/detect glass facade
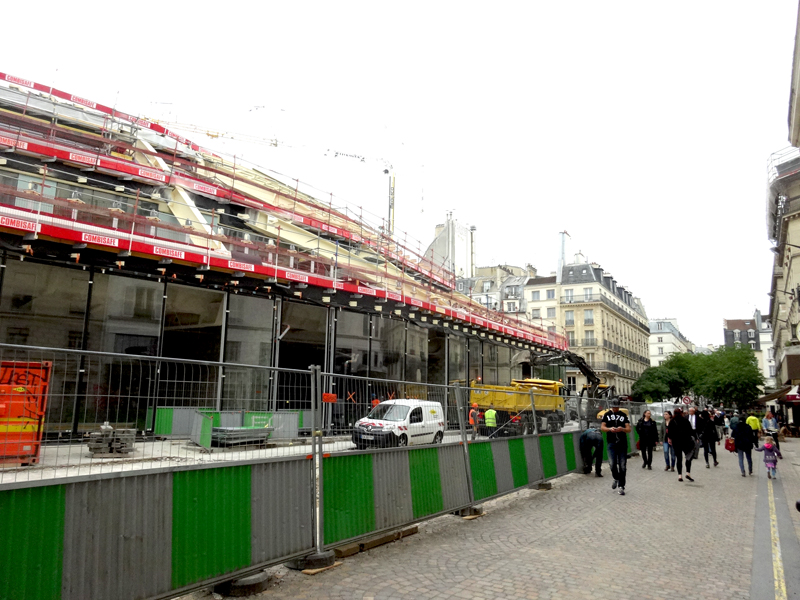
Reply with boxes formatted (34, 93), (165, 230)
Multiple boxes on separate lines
(0, 258), (531, 423)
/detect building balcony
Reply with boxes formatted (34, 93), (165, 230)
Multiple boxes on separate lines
(584, 318), (594, 325)
(565, 319), (575, 327)
(581, 338), (598, 347)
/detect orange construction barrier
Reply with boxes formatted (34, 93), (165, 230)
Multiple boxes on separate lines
(0, 361), (52, 465)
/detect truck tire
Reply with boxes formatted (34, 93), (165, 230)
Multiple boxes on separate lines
(432, 431), (443, 444)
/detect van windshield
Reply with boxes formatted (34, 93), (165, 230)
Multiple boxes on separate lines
(368, 403), (410, 422)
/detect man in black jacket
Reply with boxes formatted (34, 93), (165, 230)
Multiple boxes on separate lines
(601, 399), (631, 496)
(732, 417), (756, 476)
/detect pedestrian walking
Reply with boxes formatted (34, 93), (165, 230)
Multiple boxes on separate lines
(666, 407), (696, 482)
(761, 412), (781, 452)
(635, 410), (658, 470)
(600, 399), (631, 496)
(485, 404), (498, 438)
(700, 410), (719, 468)
(469, 403), (480, 441)
(754, 435), (783, 479)
(579, 427), (604, 476)
(732, 416), (756, 477)
(746, 412), (761, 441)
(660, 410), (676, 471)
(712, 408), (725, 444)
(729, 411), (740, 434)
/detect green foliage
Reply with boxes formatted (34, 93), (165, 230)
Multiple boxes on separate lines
(632, 345), (764, 409)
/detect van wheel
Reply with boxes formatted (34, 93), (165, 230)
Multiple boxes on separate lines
(397, 434), (408, 447)
(432, 431), (443, 444)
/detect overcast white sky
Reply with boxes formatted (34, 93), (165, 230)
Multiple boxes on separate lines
(5, 1), (799, 348)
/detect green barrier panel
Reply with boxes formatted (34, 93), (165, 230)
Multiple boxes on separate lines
(408, 448), (444, 519)
(145, 406), (154, 431)
(508, 438), (529, 488)
(154, 407), (174, 436)
(602, 430), (608, 461)
(563, 432), (577, 472)
(172, 466), (251, 589)
(323, 454), (375, 545)
(468, 442), (497, 501)
(539, 435), (557, 479)
(198, 414), (212, 449)
(0, 486), (65, 600)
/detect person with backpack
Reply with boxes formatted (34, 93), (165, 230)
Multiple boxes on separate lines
(635, 410), (658, 470)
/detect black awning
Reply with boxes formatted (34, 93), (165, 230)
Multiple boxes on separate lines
(757, 385), (792, 403)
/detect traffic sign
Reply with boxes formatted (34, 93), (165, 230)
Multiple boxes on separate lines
(682, 396), (691, 405)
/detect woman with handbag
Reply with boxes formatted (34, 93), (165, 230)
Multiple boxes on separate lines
(636, 410), (658, 470)
(666, 407), (696, 482)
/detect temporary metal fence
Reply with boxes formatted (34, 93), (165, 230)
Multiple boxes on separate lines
(0, 343), (649, 600)
(0, 344), (318, 484)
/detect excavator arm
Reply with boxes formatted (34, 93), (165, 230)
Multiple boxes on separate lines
(532, 350), (613, 399)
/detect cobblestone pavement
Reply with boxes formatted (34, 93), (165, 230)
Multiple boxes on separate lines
(189, 438), (800, 600)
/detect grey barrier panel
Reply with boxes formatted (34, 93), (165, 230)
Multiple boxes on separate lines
(523, 436), (544, 483)
(218, 411), (244, 427)
(172, 407), (201, 436)
(373, 451), (414, 530)
(490, 438), (515, 495)
(251, 458), (315, 564)
(270, 412), (299, 438)
(552, 434), (568, 475)
(438, 443), (471, 510)
(573, 431), (585, 472)
(62, 473), (173, 600)
(190, 411), (212, 448)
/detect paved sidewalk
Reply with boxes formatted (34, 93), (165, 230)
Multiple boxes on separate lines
(191, 438), (800, 600)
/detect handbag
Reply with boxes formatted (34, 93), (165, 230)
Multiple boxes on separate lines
(691, 438), (701, 460)
(725, 438), (736, 453)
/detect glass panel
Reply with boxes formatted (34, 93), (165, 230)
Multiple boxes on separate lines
(427, 329), (446, 385)
(0, 259), (88, 349)
(484, 342), (498, 385)
(277, 301), (327, 409)
(371, 315), (405, 381)
(222, 294), (275, 411)
(405, 321), (428, 382)
(448, 335), (467, 384)
(469, 338), (481, 382)
(497, 345), (511, 385)
(334, 309), (369, 376)
(161, 284), (224, 361)
(87, 274), (162, 354)
(0, 260), (89, 432)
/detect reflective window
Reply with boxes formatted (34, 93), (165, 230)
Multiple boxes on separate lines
(428, 329), (446, 385)
(161, 284), (224, 362)
(497, 345), (511, 384)
(371, 316), (405, 380)
(484, 342), (498, 385)
(334, 310), (369, 376)
(88, 273), (162, 354)
(406, 322), (428, 382)
(1, 258), (88, 349)
(469, 338), (482, 382)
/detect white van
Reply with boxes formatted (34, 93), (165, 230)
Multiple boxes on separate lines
(352, 399), (445, 449)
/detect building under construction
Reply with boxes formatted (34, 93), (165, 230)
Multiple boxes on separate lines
(0, 72), (566, 433)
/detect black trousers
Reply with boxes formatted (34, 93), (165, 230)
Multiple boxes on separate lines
(674, 446), (693, 475)
(580, 434), (603, 474)
(641, 444), (654, 467)
(703, 440), (717, 464)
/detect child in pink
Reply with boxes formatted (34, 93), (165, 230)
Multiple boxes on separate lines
(754, 436), (782, 479)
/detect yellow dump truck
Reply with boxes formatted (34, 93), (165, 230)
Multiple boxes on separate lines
(467, 379), (566, 435)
